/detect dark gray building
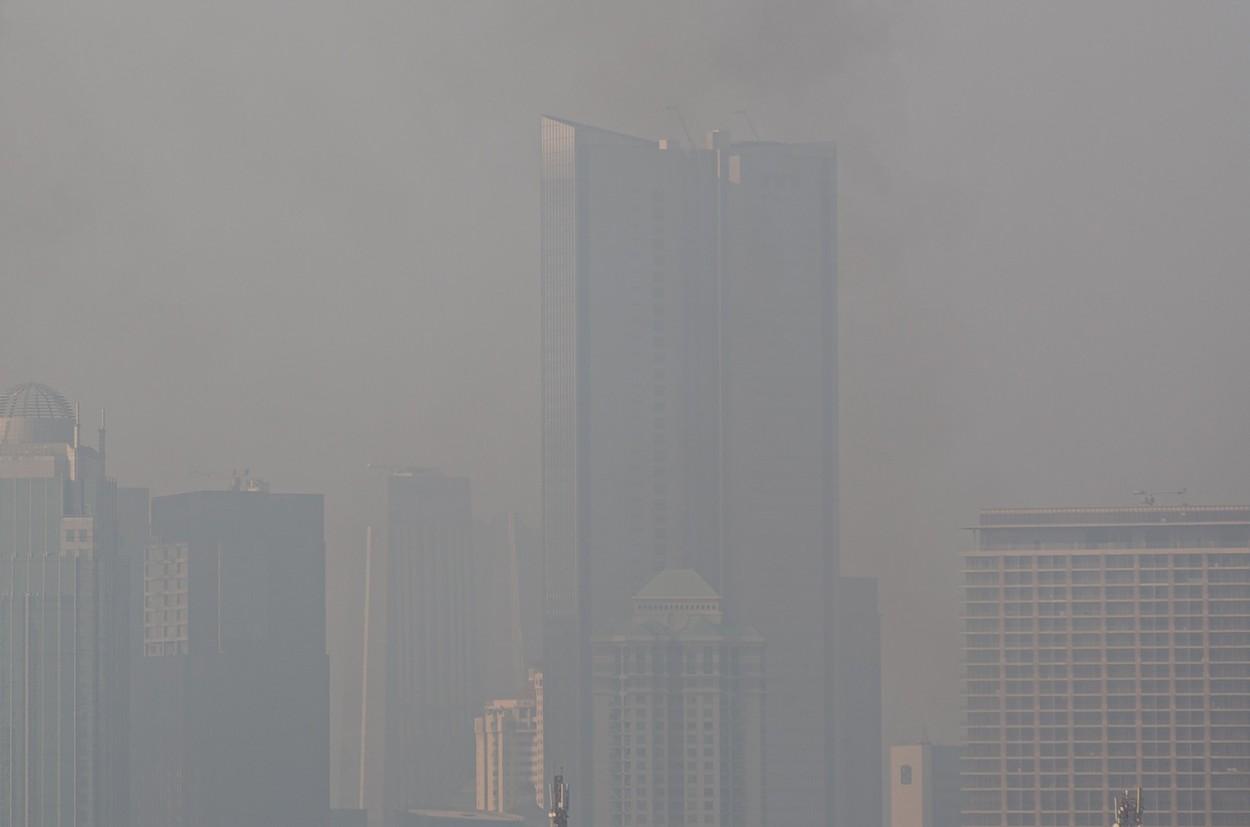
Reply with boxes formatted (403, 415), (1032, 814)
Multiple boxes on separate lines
(540, 119), (867, 827)
(363, 468), (474, 825)
(0, 382), (130, 827)
(132, 483), (329, 827)
(832, 576), (883, 827)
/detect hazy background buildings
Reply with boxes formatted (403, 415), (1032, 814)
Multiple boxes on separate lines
(3, 1), (1250, 825)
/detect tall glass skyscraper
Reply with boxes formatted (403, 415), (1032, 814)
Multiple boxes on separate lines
(0, 382), (129, 827)
(963, 506), (1250, 827)
(540, 118), (865, 827)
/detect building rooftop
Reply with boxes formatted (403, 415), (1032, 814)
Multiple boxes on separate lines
(405, 810), (524, 823)
(977, 505), (1250, 527)
(634, 568), (718, 601)
(0, 382), (73, 420)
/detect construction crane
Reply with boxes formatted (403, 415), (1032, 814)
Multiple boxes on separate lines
(664, 105), (695, 148)
(548, 773), (569, 827)
(732, 108), (761, 140)
(1113, 786), (1143, 827)
(1132, 488), (1186, 506)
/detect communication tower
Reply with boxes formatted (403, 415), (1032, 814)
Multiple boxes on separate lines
(1113, 787), (1143, 827)
(548, 773), (569, 827)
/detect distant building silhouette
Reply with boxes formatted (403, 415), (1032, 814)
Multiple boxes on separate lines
(132, 484), (329, 827)
(540, 118), (873, 827)
(832, 576), (883, 827)
(472, 515), (542, 704)
(364, 468), (475, 825)
(963, 505), (1250, 827)
(0, 382), (130, 827)
(591, 569), (765, 827)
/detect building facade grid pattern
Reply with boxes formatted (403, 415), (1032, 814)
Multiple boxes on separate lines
(962, 509), (1250, 827)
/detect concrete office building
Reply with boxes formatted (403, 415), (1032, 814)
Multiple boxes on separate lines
(0, 382), (129, 827)
(890, 744), (960, 827)
(363, 468), (474, 825)
(475, 670), (544, 818)
(132, 482), (329, 827)
(540, 117), (863, 827)
(963, 505), (1250, 827)
(591, 569), (764, 827)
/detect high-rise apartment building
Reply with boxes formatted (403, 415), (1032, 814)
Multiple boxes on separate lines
(364, 468), (474, 825)
(540, 117), (858, 827)
(132, 483), (329, 827)
(0, 382), (129, 827)
(890, 744), (960, 827)
(591, 569), (764, 827)
(963, 505), (1250, 827)
(475, 670), (544, 819)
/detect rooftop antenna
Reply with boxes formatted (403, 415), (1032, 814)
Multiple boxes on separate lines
(1112, 786), (1143, 827)
(97, 408), (107, 472)
(1132, 488), (1186, 506)
(358, 525), (374, 810)
(548, 772), (569, 827)
(733, 109), (761, 140)
(71, 402), (81, 482)
(665, 105), (695, 148)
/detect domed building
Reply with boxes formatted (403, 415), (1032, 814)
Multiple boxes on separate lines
(0, 381), (76, 444)
(0, 381), (128, 826)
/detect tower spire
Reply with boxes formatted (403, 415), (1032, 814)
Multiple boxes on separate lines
(98, 408), (107, 472)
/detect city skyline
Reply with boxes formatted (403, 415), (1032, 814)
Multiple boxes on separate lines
(4, 4), (1250, 827)
(7, 3), (1250, 766)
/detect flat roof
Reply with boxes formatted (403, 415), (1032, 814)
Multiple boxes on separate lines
(976, 505), (1250, 528)
(406, 811), (523, 823)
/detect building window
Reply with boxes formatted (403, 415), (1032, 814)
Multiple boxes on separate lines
(900, 765), (912, 785)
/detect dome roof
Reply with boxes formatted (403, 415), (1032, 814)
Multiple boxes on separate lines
(0, 383), (74, 420)
(634, 568), (719, 601)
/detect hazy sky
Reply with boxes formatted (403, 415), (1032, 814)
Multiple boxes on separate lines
(4, 0), (1249, 755)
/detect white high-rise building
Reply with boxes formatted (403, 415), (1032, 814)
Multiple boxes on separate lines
(475, 670), (544, 818)
(963, 505), (1250, 827)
